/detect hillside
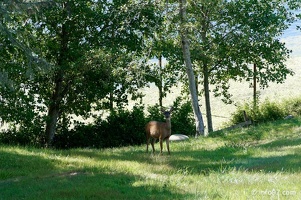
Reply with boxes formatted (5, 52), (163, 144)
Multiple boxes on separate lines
(1, 117), (301, 199)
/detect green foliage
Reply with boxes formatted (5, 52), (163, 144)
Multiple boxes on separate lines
(229, 97), (301, 125)
(282, 97), (301, 116)
(180, 0), (298, 100)
(171, 97), (195, 136)
(146, 104), (165, 122)
(0, 99), (195, 148)
(0, 0), (162, 146)
(53, 106), (146, 149)
(1, 0), (300, 147)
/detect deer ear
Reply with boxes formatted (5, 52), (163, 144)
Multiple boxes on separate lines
(161, 107), (165, 113)
(169, 106), (174, 112)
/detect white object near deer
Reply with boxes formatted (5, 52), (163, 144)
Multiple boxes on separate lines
(145, 107), (173, 155)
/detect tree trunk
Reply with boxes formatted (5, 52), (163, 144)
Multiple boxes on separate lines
(45, 72), (63, 147)
(45, 103), (60, 147)
(158, 55), (163, 108)
(199, 5), (212, 134)
(203, 63), (213, 133)
(179, 0), (205, 137)
(253, 63), (257, 110)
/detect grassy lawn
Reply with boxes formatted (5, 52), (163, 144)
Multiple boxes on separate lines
(1, 118), (301, 199)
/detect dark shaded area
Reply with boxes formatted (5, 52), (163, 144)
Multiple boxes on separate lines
(0, 148), (192, 200)
(0, 99), (195, 149)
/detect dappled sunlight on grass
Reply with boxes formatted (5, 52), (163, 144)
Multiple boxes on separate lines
(1, 117), (301, 199)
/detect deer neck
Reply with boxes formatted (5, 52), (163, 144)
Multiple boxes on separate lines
(165, 118), (171, 130)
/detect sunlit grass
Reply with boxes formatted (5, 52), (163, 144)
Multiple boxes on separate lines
(1, 117), (301, 199)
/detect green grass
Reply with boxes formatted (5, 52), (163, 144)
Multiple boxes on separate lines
(1, 118), (301, 199)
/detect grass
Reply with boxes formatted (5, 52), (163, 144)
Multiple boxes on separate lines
(1, 118), (301, 199)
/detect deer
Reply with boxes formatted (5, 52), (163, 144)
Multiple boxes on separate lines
(145, 107), (173, 155)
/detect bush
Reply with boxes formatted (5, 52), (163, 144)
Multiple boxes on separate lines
(1, 99), (196, 149)
(53, 105), (146, 149)
(259, 100), (285, 122)
(230, 99), (287, 125)
(282, 97), (301, 116)
(98, 106), (146, 148)
(53, 124), (97, 149)
(171, 98), (195, 136)
(0, 121), (45, 147)
(146, 104), (165, 122)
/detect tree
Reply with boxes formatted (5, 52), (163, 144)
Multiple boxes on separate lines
(144, 56), (180, 108)
(179, 0), (205, 136)
(185, 0), (298, 132)
(0, 0), (53, 86)
(0, 0), (54, 134)
(0, 0), (160, 146)
(139, 1), (181, 109)
(95, 1), (161, 111)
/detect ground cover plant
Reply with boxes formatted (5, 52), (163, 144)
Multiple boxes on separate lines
(1, 117), (301, 199)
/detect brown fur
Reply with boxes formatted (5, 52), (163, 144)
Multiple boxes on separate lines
(145, 108), (172, 155)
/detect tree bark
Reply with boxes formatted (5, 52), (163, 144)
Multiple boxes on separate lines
(179, 0), (205, 137)
(45, 95), (60, 147)
(158, 55), (163, 108)
(45, 72), (63, 147)
(199, 5), (213, 133)
(253, 63), (257, 110)
(203, 62), (213, 132)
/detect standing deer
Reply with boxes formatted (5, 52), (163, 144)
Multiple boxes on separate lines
(146, 107), (173, 155)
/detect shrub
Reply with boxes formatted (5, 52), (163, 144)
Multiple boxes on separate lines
(230, 99), (286, 125)
(259, 100), (285, 122)
(53, 124), (97, 149)
(0, 121), (45, 147)
(171, 98), (195, 136)
(146, 104), (164, 122)
(1, 100), (196, 149)
(282, 97), (301, 116)
(98, 106), (146, 148)
(53, 105), (146, 149)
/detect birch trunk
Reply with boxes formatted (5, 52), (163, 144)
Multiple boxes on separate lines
(179, 0), (205, 136)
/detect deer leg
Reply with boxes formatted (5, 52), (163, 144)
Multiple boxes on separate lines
(159, 138), (163, 155)
(146, 135), (150, 153)
(151, 138), (156, 153)
(166, 138), (170, 155)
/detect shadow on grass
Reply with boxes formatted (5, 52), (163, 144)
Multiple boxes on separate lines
(0, 149), (56, 181)
(172, 133), (301, 173)
(54, 118), (301, 178)
(65, 137), (301, 176)
(0, 148), (192, 200)
(1, 167), (191, 200)
(256, 137), (301, 149)
(74, 136), (301, 175)
(243, 153), (301, 172)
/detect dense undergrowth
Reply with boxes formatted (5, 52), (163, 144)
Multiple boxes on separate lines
(0, 98), (195, 149)
(0, 96), (301, 150)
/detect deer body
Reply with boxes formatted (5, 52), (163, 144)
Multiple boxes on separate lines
(146, 108), (172, 155)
